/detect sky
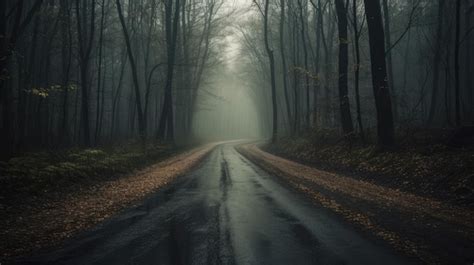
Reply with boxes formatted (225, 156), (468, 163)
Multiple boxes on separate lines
(222, 0), (253, 70)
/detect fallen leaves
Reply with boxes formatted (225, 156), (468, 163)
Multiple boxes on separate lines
(0, 143), (217, 260)
(267, 136), (474, 205)
(238, 143), (474, 264)
(246, 144), (474, 228)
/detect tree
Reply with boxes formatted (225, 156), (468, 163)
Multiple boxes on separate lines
(297, 0), (310, 128)
(465, 0), (473, 120)
(428, 0), (445, 125)
(351, 0), (365, 140)
(454, 0), (461, 126)
(363, 0), (395, 146)
(334, 0), (354, 135)
(116, 0), (146, 141)
(311, 2), (322, 128)
(265, 0), (278, 143)
(279, 0), (292, 129)
(95, 0), (107, 144)
(291, 3), (301, 134)
(254, 0), (278, 142)
(76, 0), (96, 146)
(158, 0), (181, 143)
(0, 0), (44, 156)
(381, 0), (397, 121)
(60, 0), (73, 144)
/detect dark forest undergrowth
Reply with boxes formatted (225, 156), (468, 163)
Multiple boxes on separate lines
(0, 141), (177, 214)
(265, 128), (474, 206)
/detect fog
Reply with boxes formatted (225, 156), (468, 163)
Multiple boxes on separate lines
(192, 61), (263, 141)
(191, 0), (263, 141)
(0, 0), (472, 154)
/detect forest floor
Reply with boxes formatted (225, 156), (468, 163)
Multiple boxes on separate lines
(0, 142), (217, 261)
(266, 129), (474, 206)
(237, 130), (474, 264)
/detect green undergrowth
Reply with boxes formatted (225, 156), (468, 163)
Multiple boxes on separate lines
(266, 129), (474, 205)
(0, 141), (176, 206)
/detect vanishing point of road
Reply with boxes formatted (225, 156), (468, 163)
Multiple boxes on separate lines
(21, 142), (412, 265)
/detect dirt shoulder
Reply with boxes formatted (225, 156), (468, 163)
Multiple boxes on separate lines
(264, 133), (474, 206)
(237, 143), (474, 265)
(1, 143), (217, 262)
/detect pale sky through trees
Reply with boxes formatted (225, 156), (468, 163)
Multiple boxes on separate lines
(191, 0), (262, 140)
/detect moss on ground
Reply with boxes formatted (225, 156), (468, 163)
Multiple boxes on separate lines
(0, 142), (176, 208)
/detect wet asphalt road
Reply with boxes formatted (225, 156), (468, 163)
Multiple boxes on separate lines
(21, 143), (411, 265)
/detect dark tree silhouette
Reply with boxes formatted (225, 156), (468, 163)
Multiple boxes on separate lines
(335, 0), (354, 135)
(363, 0), (395, 146)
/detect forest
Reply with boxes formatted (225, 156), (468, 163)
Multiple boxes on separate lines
(1, 0), (473, 264)
(241, 0), (473, 146)
(0, 0), (473, 152)
(0, 0), (239, 156)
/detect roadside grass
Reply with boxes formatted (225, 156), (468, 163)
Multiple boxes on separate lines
(265, 128), (474, 205)
(0, 141), (175, 209)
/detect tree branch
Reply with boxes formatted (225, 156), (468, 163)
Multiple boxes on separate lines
(385, 0), (420, 56)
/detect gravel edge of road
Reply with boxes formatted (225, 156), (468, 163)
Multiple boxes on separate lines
(236, 143), (474, 265)
(1, 143), (218, 262)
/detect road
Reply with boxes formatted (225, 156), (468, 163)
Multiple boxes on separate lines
(20, 143), (411, 265)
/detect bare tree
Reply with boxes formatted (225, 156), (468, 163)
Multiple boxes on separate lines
(279, 0), (292, 129)
(158, 0), (181, 143)
(254, 0), (278, 142)
(363, 0), (395, 146)
(76, 0), (97, 146)
(454, 0), (461, 126)
(334, 0), (354, 135)
(351, 0), (365, 140)
(428, 0), (445, 125)
(116, 0), (147, 140)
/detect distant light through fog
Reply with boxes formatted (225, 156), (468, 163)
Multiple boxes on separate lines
(192, 0), (262, 141)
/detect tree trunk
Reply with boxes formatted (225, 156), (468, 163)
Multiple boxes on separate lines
(465, 0), (473, 121)
(111, 49), (127, 139)
(116, 0), (146, 140)
(262, 0), (278, 142)
(292, 13), (300, 135)
(297, 0), (310, 129)
(76, 0), (96, 147)
(95, 0), (106, 144)
(158, 0), (181, 143)
(428, 0), (445, 125)
(352, 0), (364, 140)
(363, 0), (395, 146)
(60, 0), (73, 145)
(335, 0), (354, 135)
(312, 1), (322, 127)
(280, 0), (292, 130)
(382, 0), (397, 122)
(321, 1), (331, 127)
(143, 0), (158, 132)
(0, 0), (10, 157)
(454, 0), (461, 126)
